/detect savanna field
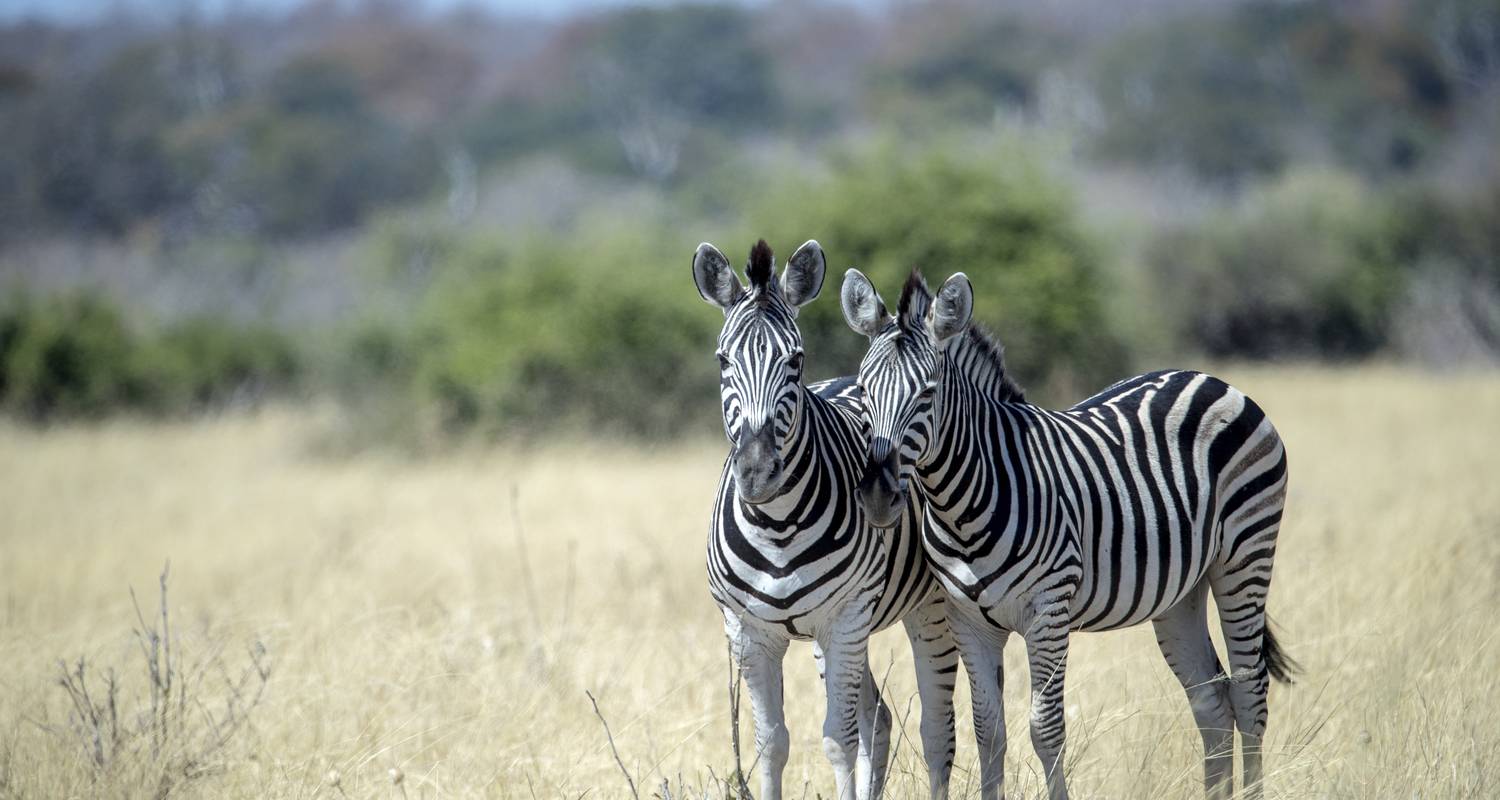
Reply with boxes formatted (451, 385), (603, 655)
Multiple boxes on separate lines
(2, 365), (1497, 799)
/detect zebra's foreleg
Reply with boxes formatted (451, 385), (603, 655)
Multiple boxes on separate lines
(818, 625), (871, 800)
(1152, 582), (1235, 800)
(856, 662), (892, 800)
(902, 591), (957, 800)
(1022, 608), (1071, 800)
(950, 611), (1007, 800)
(724, 616), (791, 800)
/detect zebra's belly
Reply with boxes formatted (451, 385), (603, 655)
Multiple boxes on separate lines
(923, 518), (1219, 634)
(920, 534), (1074, 632)
(1068, 522), (1221, 632)
(931, 569), (1036, 634)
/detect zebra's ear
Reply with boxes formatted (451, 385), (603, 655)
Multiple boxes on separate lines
(781, 240), (826, 311)
(930, 272), (973, 343)
(692, 242), (743, 311)
(841, 268), (889, 338)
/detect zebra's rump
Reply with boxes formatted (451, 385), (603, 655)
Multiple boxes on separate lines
(1064, 370), (1288, 630)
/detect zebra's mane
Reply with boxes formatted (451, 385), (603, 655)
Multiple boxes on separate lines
(898, 270), (1025, 403)
(896, 270), (930, 334)
(746, 239), (775, 295)
(950, 324), (1026, 403)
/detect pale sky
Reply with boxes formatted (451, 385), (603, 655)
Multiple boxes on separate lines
(0, 0), (690, 23)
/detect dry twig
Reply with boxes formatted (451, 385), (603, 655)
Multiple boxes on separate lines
(586, 690), (640, 800)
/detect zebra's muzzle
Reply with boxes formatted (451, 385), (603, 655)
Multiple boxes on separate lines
(732, 421), (785, 504)
(856, 445), (907, 529)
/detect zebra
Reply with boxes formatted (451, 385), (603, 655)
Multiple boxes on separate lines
(838, 269), (1296, 800)
(694, 240), (958, 800)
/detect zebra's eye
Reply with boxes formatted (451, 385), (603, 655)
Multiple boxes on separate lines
(786, 352), (804, 373)
(717, 353), (732, 372)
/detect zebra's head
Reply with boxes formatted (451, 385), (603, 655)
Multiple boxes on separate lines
(841, 268), (973, 527)
(693, 238), (827, 504)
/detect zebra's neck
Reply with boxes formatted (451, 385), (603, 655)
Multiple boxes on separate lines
(736, 382), (856, 524)
(918, 352), (1050, 553)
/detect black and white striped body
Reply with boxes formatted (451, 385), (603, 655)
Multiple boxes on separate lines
(694, 241), (957, 800)
(708, 377), (934, 639)
(917, 367), (1286, 638)
(841, 270), (1294, 800)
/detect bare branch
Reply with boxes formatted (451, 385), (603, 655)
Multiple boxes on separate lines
(585, 690), (640, 800)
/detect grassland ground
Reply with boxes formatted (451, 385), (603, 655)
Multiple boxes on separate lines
(1, 365), (1497, 798)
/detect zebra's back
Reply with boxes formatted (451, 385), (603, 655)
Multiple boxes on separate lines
(1049, 370), (1288, 631)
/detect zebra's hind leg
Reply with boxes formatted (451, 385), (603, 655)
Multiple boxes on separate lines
(950, 610), (1007, 800)
(856, 662), (893, 800)
(1152, 580), (1235, 799)
(1023, 607), (1072, 800)
(902, 591), (957, 799)
(1211, 506), (1293, 800)
(724, 614), (791, 800)
(1206, 555), (1290, 798)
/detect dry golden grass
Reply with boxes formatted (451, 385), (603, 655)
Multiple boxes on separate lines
(1, 365), (1498, 798)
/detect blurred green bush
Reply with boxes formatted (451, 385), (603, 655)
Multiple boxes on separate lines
(331, 139), (1127, 441)
(1143, 170), (1402, 359)
(0, 292), (301, 421)
(340, 221), (720, 440)
(748, 139), (1130, 397)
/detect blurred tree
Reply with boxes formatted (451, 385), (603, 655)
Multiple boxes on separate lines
(1091, 1), (1460, 182)
(10, 43), (190, 234)
(464, 3), (777, 181)
(871, 5), (1067, 127)
(171, 54), (439, 237)
(1090, 8), (1295, 182)
(322, 25), (480, 130)
(1427, 0), (1500, 93)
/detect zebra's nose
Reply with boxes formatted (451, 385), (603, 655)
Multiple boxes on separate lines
(857, 445), (906, 528)
(732, 421), (784, 503)
(734, 420), (775, 462)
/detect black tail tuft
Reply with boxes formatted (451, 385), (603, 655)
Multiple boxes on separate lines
(1263, 618), (1300, 685)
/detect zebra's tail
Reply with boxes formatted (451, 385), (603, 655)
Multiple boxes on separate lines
(1263, 617), (1300, 685)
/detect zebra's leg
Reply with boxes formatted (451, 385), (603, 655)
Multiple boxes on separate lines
(1210, 554), (1281, 800)
(1152, 581), (1235, 799)
(856, 662), (892, 800)
(950, 610), (1007, 800)
(818, 625), (871, 800)
(902, 591), (957, 799)
(724, 614), (792, 800)
(1022, 608), (1071, 800)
